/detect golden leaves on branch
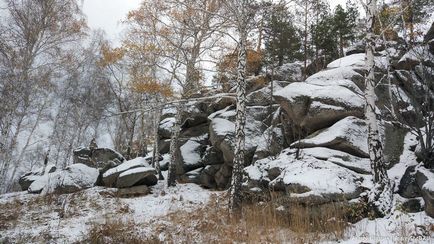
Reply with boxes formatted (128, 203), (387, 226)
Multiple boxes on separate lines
(97, 44), (126, 67)
(131, 77), (173, 98)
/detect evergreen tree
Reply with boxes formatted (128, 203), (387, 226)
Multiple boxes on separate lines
(311, 10), (339, 66)
(333, 2), (359, 57)
(263, 3), (302, 66)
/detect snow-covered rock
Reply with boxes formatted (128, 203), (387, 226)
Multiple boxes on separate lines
(19, 164), (56, 191)
(102, 157), (152, 187)
(270, 62), (303, 82)
(244, 149), (365, 204)
(416, 167), (434, 217)
(291, 116), (369, 158)
(274, 82), (364, 134)
(159, 117), (175, 139)
(116, 167), (157, 188)
(178, 135), (208, 172)
(246, 81), (289, 106)
(73, 147), (124, 169)
(396, 45), (434, 70)
(29, 164), (99, 194)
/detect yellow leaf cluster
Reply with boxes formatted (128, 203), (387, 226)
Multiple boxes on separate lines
(98, 44), (126, 67)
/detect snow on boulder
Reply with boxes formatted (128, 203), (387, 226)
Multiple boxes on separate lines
(209, 118), (235, 149)
(327, 53), (388, 71)
(327, 53), (366, 69)
(179, 137), (206, 172)
(243, 149), (365, 203)
(300, 147), (371, 174)
(159, 117), (175, 139)
(396, 45), (434, 70)
(73, 147), (124, 170)
(19, 164), (56, 191)
(116, 167), (157, 188)
(274, 82), (364, 134)
(102, 157), (152, 187)
(291, 116), (369, 158)
(29, 164), (99, 194)
(415, 167), (434, 217)
(247, 81), (289, 106)
(305, 65), (365, 87)
(270, 62), (303, 82)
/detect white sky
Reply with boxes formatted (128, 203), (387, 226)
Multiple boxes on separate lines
(82, 0), (142, 45)
(82, 0), (351, 45)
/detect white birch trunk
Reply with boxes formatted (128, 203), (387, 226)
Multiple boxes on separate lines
(152, 102), (164, 180)
(229, 4), (248, 214)
(167, 102), (183, 187)
(365, 0), (393, 217)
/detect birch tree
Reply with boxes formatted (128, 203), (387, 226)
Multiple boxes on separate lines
(219, 0), (255, 214)
(364, 0), (393, 217)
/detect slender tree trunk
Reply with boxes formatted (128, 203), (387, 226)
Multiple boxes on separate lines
(365, 0), (393, 217)
(152, 101), (164, 180)
(167, 102), (183, 187)
(229, 18), (248, 215)
(303, 2), (308, 80)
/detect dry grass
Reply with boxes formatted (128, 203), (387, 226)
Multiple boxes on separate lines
(155, 193), (358, 243)
(0, 199), (23, 230)
(86, 217), (160, 244)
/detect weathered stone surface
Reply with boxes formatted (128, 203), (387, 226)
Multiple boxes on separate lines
(244, 149), (365, 204)
(415, 167), (434, 217)
(116, 167), (157, 188)
(401, 198), (423, 213)
(73, 147), (124, 169)
(19, 164), (56, 191)
(274, 80), (364, 134)
(291, 117), (370, 158)
(102, 157), (152, 187)
(398, 165), (421, 198)
(28, 164), (99, 194)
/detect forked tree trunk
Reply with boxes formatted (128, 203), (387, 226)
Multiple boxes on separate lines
(167, 102), (183, 187)
(365, 0), (393, 217)
(229, 13), (248, 214)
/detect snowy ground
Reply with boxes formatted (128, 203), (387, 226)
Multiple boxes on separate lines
(1, 133), (433, 243)
(0, 175), (218, 243)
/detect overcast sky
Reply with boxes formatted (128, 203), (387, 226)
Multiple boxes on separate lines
(82, 0), (350, 45)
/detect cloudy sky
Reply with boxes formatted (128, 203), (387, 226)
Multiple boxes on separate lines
(82, 0), (350, 45)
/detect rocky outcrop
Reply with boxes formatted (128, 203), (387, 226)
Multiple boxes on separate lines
(19, 164), (56, 191)
(274, 58), (366, 135)
(415, 167), (434, 217)
(116, 167), (157, 188)
(102, 157), (157, 188)
(28, 164), (99, 194)
(73, 147), (125, 169)
(243, 148), (366, 204)
(291, 116), (369, 158)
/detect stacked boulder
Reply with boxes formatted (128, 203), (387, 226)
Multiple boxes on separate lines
(18, 145), (158, 195)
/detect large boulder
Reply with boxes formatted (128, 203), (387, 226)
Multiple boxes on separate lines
(28, 164), (99, 194)
(246, 81), (289, 106)
(19, 164), (56, 191)
(159, 118), (175, 139)
(415, 167), (434, 217)
(243, 149), (365, 204)
(291, 116), (370, 158)
(102, 157), (152, 187)
(398, 165), (421, 198)
(73, 147), (124, 169)
(178, 135), (208, 173)
(274, 79), (364, 135)
(395, 45), (434, 70)
(116, 167), (157, 188)
(270, 62), (303, 82)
